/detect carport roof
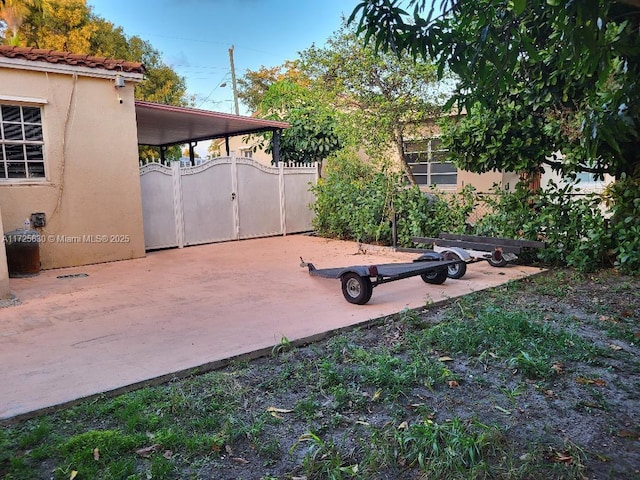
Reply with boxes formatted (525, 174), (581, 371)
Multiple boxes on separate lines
(135, 100), (289, 147)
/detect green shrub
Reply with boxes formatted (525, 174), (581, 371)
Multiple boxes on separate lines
(311, 150), (637, 274)
(474, 181), (612, 271)
(312, 152), (476, 247)
(603, 175), (640, 274)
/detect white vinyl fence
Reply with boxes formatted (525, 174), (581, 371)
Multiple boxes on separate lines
(139, 154), (318, 250)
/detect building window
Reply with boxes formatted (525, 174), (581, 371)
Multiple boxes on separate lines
(240, 148), (253, 159)
(404, 138), (457, 186)
(0, 104), (45, 179)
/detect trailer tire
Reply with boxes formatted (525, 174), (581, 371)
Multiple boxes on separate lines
(488, 250), (508, 267)
(341, 273), (373, 305)
(443, 251), (467, 279)
(420, 267), (448, 285)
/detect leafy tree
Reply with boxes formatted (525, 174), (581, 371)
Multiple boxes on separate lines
(237, 60), (310, 113)
(256, 79), (342, 164)
(300, 21), (447, 181)
(21, 0), (94, 52)
(0, 0), (51, 45)
(350, 0), (640, 181)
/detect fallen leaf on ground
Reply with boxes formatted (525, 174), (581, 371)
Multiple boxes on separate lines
(163, 450), (173, 459)
(266, 406), (293, 413)
(551, 362), (563, 374)
(93, 447), (99, 460)
(542, 389), (557, 399)
(551, 451), (574, 463)
(618, 430), (640, 440)
(267, 406), (292, 418)
(494, 405), (512, 415)
(447, 380), (459, 388)
(620, 309), (633, 318)
(135, 444), (161, 458)
(70, 471), (78, 480)
(397, 421), (409, 430)
(438, 356), (454, 362)
(608, 344), (623, 351)
(372, 389), (382, 401)
(225, 445), (233, 455)
(576, 377), (607, 386)
(232, 457), (249, 464)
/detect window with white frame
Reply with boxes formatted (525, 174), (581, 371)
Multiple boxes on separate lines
(240, 148), (253, 159)
(0, 104), (45, 179)
(404, 138), (457, 186)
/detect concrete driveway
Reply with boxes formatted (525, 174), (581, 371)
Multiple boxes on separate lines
(0, 234), (544, 420)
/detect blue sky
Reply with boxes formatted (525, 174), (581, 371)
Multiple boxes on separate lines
(88, 0), (360, 115)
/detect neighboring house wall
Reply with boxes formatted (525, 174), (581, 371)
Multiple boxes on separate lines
(404, 116), (519, 193)
(210, 135), (273, 166)
(541, 169), (614, 194)
(0, 48), (146, 270)
(458, 170), (519, 192)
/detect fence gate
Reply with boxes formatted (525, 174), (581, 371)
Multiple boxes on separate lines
(139, 154), (318, 250)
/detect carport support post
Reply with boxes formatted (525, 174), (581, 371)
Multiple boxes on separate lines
(189, 142), (196, 166)
(272, 129), (281, 164)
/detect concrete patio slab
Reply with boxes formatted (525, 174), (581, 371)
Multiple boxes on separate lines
(0, 235), (544, 420)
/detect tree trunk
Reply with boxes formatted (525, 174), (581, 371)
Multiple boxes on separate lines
(394, 127), (417, 184)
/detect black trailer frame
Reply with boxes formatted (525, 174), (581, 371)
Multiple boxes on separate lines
(398, 233), (545, 267)
(300, 254), (460, 305)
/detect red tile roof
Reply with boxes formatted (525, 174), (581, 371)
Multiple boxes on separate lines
(0, 45), (145, 74)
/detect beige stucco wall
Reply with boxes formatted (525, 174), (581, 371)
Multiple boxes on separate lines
(210, 135), (273, 165)
(458, 170), (519, 193)
(0, 66), (145, 269)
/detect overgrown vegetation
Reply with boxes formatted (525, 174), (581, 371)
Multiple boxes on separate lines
(312, 150), (640, 274)
(2, 270), (638, 479)
(311, 151), (474, 246)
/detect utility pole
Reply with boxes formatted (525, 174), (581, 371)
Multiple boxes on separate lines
(228, 45), (240, 115)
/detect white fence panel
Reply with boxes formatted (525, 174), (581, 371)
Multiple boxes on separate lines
(236, 159), (282, 239)
(181, 159), (236, 245)
(139, 155), (317, 250)
(283, 163), (318, 234)
(140, 163), (179, 250)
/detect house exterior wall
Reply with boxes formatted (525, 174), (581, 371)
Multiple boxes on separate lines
(0, 65), (145, 269)
(210, 135), (273, 165)
(541, 169), (614, 194)
(458, 170), (519, 193)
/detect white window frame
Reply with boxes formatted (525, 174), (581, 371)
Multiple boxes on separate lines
(0, 101), (46, 182)
(404, 138), (457, 187)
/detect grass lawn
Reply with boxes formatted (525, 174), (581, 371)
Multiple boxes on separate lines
(1, 269), (639, 479)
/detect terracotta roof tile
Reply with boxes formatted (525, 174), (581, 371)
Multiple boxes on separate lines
(0, 45), (145, 74)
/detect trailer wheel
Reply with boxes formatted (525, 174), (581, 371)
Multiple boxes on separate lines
(421, 267), (448, 285)
(443, 251), (467, 279)
(341, 273), (373, 305)
(488, 250), (508, 267)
